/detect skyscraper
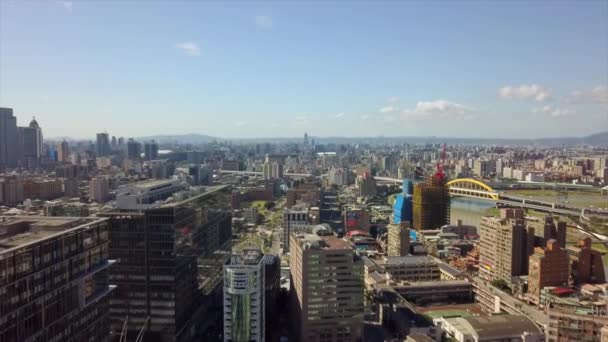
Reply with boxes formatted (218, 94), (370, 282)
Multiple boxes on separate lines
(57, 140), (70, 162)
(16, 117), (43, 168)
(289, 232), (364, 342)
(96, 133), (111, 157)
(144, 140), (159, 160)
(412, 175), (450, 230)
(0, 107), (18, 170)
(100, 182), (233, 341)
(0, 216), (114, 342)
(126, 138), (142, 159)
(223, 249), (265, 342)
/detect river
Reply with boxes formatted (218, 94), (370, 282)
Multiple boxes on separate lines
(450, 197), (494, 227)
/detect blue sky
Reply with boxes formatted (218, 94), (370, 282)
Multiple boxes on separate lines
(1, 1), (607, 139)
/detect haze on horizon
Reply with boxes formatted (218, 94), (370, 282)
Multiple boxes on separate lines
(0, 1), (607, 140)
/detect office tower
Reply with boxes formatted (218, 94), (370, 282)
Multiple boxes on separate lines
(412, 175), (450, 230)
(478, 209), (532, 283)
(289, 233), (364, 342)
(527, 239), (570, 304)
(117, 136), (125, 148)
(262, 255), (280, 341)
(387, 221), (411, 256)
(304, 132), (309, 145)
(144, 140), (159, 160)
(96, 132), (111, 157)
(63, 178), (80, 198)
(0, 216), (114, 342)
(17, 118), (44, 168)
(57, 140), (70, 162)
(356, 172), (377, 197)
(111, 135), (117, 149)
(281, 208), (309, 252)
(223, 249), (265, 342)
(126, 138), (142, 159)
(89, 176), (109, 203)
(0, 107), (18, 170)
(567, 237), (606, 285)
(100, 181), (232, 341)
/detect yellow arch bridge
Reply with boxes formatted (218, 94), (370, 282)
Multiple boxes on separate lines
(446, 178), (499, 201)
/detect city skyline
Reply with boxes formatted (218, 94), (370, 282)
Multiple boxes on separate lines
(1, 1), (607, 139)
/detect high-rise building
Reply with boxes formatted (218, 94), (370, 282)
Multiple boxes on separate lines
(289, 233), (364, 342)
(96, 132), (111, 157)
(126, 138), (142, 159)
(0, 107), (18, 170)
(356, 172), (377, 197)
(144, 140), (159, 160)
(412, 175), (450, 231)
(527, 239), (570, 304)
(17, 118), (44, 168)
(0, 216), (114, 342)
(567, 237), (606, 285)
(387, 221), (411, 256)
(223, 249), (265, 342)
(527, 216), (567, 249)
(100, 182), (233, 341)
(89, 176), (109, 203)
(478, 209), (533, 283)
(281, 208), (310, 252)
(57, 140), (70, 162)
(393, 179), (413, 224)
(0, 177), (24, 205)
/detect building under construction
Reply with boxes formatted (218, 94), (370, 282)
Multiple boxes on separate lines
(412, 174), (450, 230)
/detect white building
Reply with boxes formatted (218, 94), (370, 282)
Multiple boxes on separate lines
(89, 176), (109, 203)
(223, 249), (265, 342)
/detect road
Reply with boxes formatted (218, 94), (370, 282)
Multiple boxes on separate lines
(472, 277), (548, 326)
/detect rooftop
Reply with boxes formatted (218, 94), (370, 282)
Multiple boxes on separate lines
(292, 233), (351, 250)
(459, 314), (542, 339)
(0, 216), (106, 253)
(382, 255), (437, 266)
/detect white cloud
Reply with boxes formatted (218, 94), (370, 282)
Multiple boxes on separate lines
(254, 15), (273, 29)
(388, 96), (399, 103)
(270, 123), (280, 128)
(235, 121), (247, 127)
(380, 106), (397, 113)
(56, 1), (72, 13)
(591, 85), (608, 103)
(175, 42), (201, 56)
(499, 84), (551, 102)
(401, 99), (476, 121)
(361, 115), (370, 121)
(532, 105), (575, 118)
(335, 112), (345, 118)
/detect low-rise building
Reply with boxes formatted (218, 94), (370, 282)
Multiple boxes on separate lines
(436, 314), (544, 342)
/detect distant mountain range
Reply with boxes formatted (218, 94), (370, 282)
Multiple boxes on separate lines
(47, 131), (608, 146)
(135, 131), (608, 146)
